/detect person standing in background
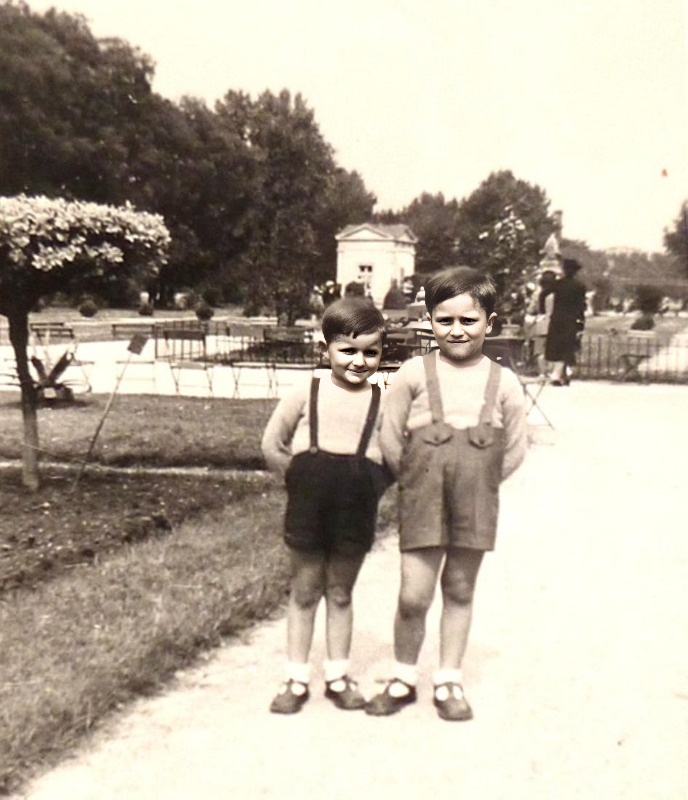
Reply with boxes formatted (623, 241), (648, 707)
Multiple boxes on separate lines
(545, 259), (587, 385)
(524, 270), (558, 377)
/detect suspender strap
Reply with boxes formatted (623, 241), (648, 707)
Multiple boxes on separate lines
(308, 377), (320, 451)
(479, 360), (502, 426)
(308, 377), (381, 458)
(355, 383), (381, 458)
(424, 352), (501, 426)
(422, 352), (444, 423)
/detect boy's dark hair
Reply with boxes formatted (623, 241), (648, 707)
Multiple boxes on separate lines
(321, 297), (386, 344)
(424, 266), (498, 316)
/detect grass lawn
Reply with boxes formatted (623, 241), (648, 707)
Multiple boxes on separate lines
(0, 393), (277, 468)
(0, 393), (398, 794)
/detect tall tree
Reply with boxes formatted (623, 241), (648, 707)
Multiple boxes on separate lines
(218, 89), (337, 322)
(455, 170), (556, 295)
(0, 2), (154, 202)
(0, 194), (169, 489)
(313, 168), (377, 285)
(0, 3), (256, 304)
(127, 95), (256, 302)
(400, 192), (461, 274)
(664, 200), (688, 272)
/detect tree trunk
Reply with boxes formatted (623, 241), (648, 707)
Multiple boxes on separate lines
(8, 310), (40, 491)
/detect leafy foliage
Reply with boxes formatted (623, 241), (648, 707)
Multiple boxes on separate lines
(376, 192), (461, 274)
(0, 194), (169, 314)
(0, 193), (169, 489)
(218, 89), (337, 322)
(454, 170), (556, 295)
(664, 201), (688, 272)
(0, 4), (376, 313)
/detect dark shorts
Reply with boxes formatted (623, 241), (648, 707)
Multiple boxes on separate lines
(284, 451), (387, 557)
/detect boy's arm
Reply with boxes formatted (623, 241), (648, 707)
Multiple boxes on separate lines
(378, 362), (415, 477)
(500, 372), (528, 480)
(260, 389), (306, 475)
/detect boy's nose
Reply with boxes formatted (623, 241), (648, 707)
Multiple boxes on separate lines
(352, 351), (365, 365)
(451, 321), (464, 336)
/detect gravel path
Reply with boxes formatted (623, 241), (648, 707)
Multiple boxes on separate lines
(13, 381), (688, 800)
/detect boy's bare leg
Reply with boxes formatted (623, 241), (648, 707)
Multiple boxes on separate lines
(286, 549), (326, 663)
(438, 547), (484, 669)
(324, 552), (366, 660)
(394, 548), (444, 665)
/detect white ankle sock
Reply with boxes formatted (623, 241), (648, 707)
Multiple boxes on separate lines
(433, 668), (463, 687)
(393, 661), (418, 687)
(285, 662), (311, 685)
(323, 659), (349, 683)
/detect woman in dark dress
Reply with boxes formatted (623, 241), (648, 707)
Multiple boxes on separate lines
(545, 258), (587, 385)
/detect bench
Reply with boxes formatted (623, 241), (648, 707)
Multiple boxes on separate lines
(111, 322), (157, 341)
(30, 321), (75, 342)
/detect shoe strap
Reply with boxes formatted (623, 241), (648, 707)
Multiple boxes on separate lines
(434, 682), (464, 700)
(284, 679), (308, 696)
(387, 678), (414, 698)
(327, 676), (357, 692)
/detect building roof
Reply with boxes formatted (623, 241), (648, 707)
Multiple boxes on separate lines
(335, 223), (418, 243)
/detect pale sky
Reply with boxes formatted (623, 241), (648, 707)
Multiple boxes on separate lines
(28, 0), (688, 253)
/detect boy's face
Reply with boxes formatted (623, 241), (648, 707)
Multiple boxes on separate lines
(322, 331), (383, 389)
(428, 293), (496, 366)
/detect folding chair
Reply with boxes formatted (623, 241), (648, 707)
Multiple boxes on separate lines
(483, 342), (554, 429)
(378, 331), (423, 387)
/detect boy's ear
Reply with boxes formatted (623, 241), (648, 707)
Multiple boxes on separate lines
(486, 312), (497, 332)
(318, 340), (329, 360)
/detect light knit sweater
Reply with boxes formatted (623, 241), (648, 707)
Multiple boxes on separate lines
(379, 352), (527, 480)
(261, 376), (384, 475)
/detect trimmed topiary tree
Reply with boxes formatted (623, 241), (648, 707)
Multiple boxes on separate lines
(0, 194), (170, 489)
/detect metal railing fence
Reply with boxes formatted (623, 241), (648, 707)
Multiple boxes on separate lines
(576, 333), (688, 383)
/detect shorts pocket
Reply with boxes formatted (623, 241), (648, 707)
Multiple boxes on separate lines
(468, 423), (494, 449)
(421, 422), (454, 446)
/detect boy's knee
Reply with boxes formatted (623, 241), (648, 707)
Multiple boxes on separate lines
(325, 583), (353, 609)
(398, 590), (433, 620)
(441, 579), (475, 606)
(291, 584), (323, 610)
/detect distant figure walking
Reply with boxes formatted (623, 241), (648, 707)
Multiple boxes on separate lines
(545, 258), (587, 385)
(525, 269), (557, 377)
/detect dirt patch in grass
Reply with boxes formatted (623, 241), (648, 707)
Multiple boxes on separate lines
(0, 467), (269, 594)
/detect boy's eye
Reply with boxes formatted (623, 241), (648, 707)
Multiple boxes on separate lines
(365, 349), (380, 357)
(461, 317), (477, 325)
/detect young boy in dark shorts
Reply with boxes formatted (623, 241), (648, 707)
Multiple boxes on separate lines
(261, 297), (389, 714)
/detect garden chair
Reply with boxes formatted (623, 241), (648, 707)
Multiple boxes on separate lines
(222, 323), (275, 398)
(158, 326), (214, 397)
(378, 330), (423, 387)
(483, 341), (554, 429)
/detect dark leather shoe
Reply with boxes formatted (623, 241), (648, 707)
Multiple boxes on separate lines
(365, 680), (417, 716)
(270, 679), (309, 714)
(433, 682), (473, 721)
(324, 676), (366, 710)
